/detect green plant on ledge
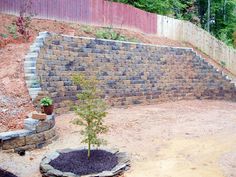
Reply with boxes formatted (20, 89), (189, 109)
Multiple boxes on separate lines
(96, 27), (127, 41)
(72, 74), (108, 159)
(40, 97), (54, 115)
(6, 24), (18, 39)
(40, 97), (53, 106)
(220, 60), (226, 68)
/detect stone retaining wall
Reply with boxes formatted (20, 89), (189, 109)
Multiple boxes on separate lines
(0, 114), (56, 152)
(35, 33), (236, 114)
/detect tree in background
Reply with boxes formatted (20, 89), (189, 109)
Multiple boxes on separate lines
(112, 0), (236, 48)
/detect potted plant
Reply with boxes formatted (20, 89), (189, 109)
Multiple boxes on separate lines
(40, 97), (54, 115)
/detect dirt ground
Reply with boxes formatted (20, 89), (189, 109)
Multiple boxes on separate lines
(0, 100), (236, 177)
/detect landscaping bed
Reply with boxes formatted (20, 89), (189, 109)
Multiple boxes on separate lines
(49, 150), (118, 175)
(41, 148), (130, 177)
(0, 168), (17, 177)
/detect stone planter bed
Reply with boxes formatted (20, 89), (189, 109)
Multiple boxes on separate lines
(0, 114), (57, 152)
(40, 148), (130, 177)
(0, 168), (17, 177)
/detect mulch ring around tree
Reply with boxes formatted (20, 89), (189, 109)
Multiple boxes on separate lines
(0, 168), (18, 177)
(40, 148), (130, 177)
(50, 149), (118, 175)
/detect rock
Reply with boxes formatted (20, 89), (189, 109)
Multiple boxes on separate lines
(24, 118), (39, 131)
(40, 163), (54, 172)
(45, 151), (60, 160)
(61, 172), (78, 177)
(44, 128), (56, 140)
(36, 120), (51, 133)
(47, 169), (64, 176)
(32, 112), (47, 120)
(94, 171), (114, 177)
(0, 129), (33, 140)
(2, 137), (26, 150)
(25, 133), (44, 145)
(14, 144), (36, 152)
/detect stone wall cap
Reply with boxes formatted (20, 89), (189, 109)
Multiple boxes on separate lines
(0, 129), (34, 140)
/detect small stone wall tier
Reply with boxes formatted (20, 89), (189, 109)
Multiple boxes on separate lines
(40, 148), (130, 177)
(34, 33), (236, 114)
(0, 114), (56, 152)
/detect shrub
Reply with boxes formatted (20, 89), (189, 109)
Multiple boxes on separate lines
(0, 33), (8, 38)
(15, 0), (35, 41)
(6, 24), (18, 39)
(95, 27), (139, 42)
(81, 25), (93, 34)
(72, 74), (108, 159)
(96, 27), (127, 41)
(220, 61), (226, 68)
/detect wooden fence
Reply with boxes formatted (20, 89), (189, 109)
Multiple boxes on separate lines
(0, 0), (157, 34)
(157, 15), (236, 75)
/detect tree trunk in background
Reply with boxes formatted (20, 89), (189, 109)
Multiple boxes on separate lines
(207, 0), (211, 32)
(223, 0), (227, 22)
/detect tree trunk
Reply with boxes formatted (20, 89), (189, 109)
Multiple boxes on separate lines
(87, 121), (91, 159)
(207, 0), (211, 32)
(223, 0), (227, 22)
(88, 139), (91, 159)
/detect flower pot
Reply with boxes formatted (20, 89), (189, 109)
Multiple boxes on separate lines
(41, 105), (54, 115)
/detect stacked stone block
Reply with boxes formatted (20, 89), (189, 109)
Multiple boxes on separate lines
(35, 34), (236, 114)
(24, 31), (51, 101)
(0, 114), (56, 152)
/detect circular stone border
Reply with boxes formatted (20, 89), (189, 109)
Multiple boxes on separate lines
(40, 148), (130, 177)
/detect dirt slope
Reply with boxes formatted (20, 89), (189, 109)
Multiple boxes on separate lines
(0, 43), (34, 132)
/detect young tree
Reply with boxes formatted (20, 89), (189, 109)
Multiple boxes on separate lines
(72, 74), (108, 159)
(15, 0), (35, 41)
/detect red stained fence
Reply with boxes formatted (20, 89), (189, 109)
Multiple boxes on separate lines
(0, 0), (157, 34)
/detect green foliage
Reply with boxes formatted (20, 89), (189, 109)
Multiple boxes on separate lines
(6, 24), (18, 39)
(113, 0), (187, 16)
(96, 27), (139, 42)
(0, 33), (8, 38)
(72, 74), (108, 159)
(81, 25), (93, 34)
(112, 0), (236, 48)
(220, 60), (226, 67)
(129, 37), (139, 43)
(40, 97), (53, 106)
(233, 31), (236, 47)
(96, 27), (126, 41)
